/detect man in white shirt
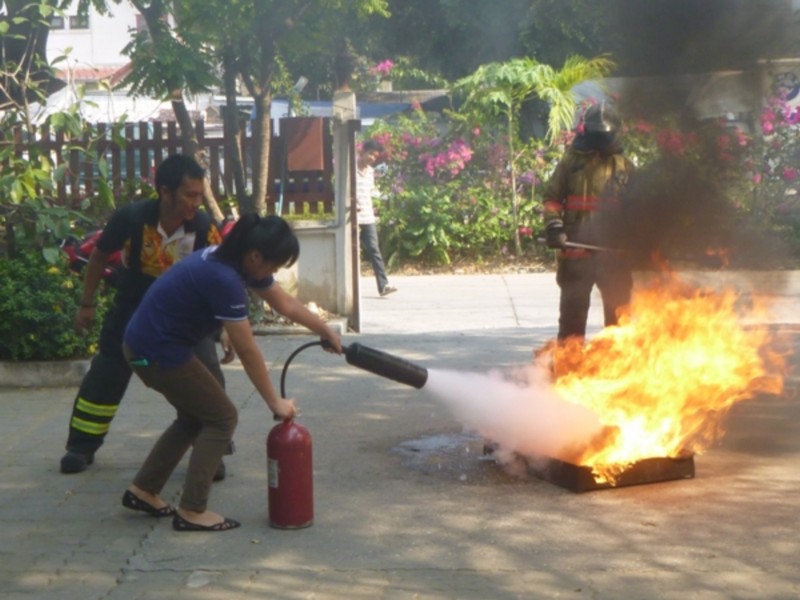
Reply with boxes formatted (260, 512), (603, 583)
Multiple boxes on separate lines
(356, 140), (397, 297)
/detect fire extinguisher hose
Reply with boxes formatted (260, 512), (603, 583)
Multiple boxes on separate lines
(279, 340), (328, 399)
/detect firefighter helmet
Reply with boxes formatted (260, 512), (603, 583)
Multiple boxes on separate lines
(583, 102), (621, 135)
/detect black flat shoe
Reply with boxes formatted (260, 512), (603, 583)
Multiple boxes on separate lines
(122, 490), (176, 517)
(172, 513), (241, 532)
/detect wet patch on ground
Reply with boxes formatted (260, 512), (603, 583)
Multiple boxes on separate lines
(392, 430), (525, 485)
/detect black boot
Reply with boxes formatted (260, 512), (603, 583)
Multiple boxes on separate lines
(60, 450), (95, 474)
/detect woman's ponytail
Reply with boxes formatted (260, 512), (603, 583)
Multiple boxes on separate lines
(213, 213), (259, 262)
(212, 214), (299, 269)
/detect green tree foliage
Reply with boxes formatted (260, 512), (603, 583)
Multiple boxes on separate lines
(353, 0), (604, 81)
(351, 0), (798, 85)
(1, 1), (121, 260)
(518, 1), (607, 70)
(119, 7), (217, 100)
(83, 0), (389, 215)
(0, 0), (65, 111)
(359, 0), (533, 79)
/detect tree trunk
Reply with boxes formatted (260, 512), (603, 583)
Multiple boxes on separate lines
(222, 49), (247, 212)
(250, 92), (271, 216)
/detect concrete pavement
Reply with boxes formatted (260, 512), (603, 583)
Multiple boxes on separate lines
(0, 271), (798, 599)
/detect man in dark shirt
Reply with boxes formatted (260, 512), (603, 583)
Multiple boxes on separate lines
(60, 154), (228, 476)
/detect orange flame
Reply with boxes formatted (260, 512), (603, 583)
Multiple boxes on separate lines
(543, 274), (785, 483)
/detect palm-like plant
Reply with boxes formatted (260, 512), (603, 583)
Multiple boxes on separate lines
(453, 54), (614, 255)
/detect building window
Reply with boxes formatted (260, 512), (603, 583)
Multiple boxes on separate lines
(69, 14), (90, 30)
(50, 16), (65, 30)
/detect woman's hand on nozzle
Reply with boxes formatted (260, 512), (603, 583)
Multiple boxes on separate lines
(273, 397), (297, 421)
(321, 332), (343, 354)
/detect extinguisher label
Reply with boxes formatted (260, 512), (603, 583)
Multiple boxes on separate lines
(268, 458), (279, 488)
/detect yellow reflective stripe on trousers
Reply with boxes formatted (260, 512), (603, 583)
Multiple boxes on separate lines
(70, 416), (110, 435)
(76, 397), (119, 418)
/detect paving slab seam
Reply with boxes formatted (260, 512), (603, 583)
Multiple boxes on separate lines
(499, 274), (522, 327)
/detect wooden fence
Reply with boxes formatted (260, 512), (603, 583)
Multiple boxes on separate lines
(0, 117), (335, 217)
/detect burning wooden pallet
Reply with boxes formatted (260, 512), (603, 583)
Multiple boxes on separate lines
(527, 455), (695, 493)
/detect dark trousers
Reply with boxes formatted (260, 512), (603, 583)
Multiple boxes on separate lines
(124, 350), (237, 512)
(359, 223), (389, 293)
(65, 301), (224, 454)
(556, 256), (633, 340)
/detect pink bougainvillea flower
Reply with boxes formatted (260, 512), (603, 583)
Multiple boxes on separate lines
(719, 151), (734, 164)
(656, 129), (686, 155)
(373, 132), (392, 147)
(518, 171), (535, 185)
(418, 138), (473, 179)
(373, 60), (394, 76)
(684, 132), (700, 146)
(752, 172), (763, 184)
(401, 132), (421, 148)
(782, 167), (798, 182)
(518, 226), (533, 237)
(736, 130), (749, 147)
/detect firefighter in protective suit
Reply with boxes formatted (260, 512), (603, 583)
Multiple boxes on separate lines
(543, 102), (635, 340)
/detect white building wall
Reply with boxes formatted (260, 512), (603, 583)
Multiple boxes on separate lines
(46, 3), (139, 69)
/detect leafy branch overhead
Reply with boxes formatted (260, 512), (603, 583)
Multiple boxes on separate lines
(453, 55), (614, 143)
(120, 15), (217, 99)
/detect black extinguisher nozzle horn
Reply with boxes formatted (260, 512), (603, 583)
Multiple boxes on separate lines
(280, 341), (428, 409)
(343, 342), (428, 389)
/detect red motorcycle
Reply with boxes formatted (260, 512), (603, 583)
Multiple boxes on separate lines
(61, 231), (124, 287)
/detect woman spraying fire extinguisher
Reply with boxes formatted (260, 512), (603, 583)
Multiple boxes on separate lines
(120, 214), (342, 532)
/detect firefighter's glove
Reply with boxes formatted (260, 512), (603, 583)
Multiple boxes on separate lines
(545, 220), (567, 250)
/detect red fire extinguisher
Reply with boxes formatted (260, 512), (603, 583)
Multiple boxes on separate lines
(267, 418), (313, 529)
(267, 339), (428, 529)
(267, 341), (321, 529)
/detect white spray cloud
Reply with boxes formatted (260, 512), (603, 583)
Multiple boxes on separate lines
(424, 364), (605, 469)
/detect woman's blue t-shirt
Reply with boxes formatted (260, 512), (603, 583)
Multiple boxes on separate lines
(124, 246), (273, 368)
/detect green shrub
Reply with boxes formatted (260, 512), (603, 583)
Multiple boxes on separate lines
(0, 253), (110, 360)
